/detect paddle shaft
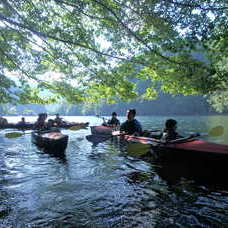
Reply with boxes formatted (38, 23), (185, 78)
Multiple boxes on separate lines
(96, 115), (108, 121)
(5, 131), (32, 138)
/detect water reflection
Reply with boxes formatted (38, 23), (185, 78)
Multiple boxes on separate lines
(154, 155), (228, 190)
(86, 134), (111, 147)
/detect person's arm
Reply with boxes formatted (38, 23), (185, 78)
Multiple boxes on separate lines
(133, 120), (142, 136)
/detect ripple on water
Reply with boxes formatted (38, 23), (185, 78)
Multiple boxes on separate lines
(1, 116), (228, 227)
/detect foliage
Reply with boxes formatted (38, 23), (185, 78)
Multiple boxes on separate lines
(205, 29), (228, 112)
(0, 0), (227, 111)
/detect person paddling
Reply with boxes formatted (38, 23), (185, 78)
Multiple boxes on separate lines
(103, 112), (120, 127)
(54, 113), (63, 126)
(160, 119), (199, 142)
(18, 117), (26, 125)
(17, 117), (27, 130)
(120, 109), (142, 135)
(160, 119), (183, 142)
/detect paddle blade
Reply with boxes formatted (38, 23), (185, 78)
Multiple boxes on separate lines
(5, 132), (24, 138)
(69, 125), (86, 131)
(127, 143), (151, 156)
(208, 125), (224, 137)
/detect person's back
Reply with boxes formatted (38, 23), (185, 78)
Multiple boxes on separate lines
(47, 119), (55, 129)
(35, 114), (47, 130)
(120, 109), (142, 135)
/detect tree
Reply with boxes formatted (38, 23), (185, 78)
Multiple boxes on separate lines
(0, 0), (227, 110)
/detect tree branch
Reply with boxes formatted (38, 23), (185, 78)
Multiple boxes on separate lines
(91, 0), (187, 65)
(164, 0), (228, 11)
(0, 13), (132, 62)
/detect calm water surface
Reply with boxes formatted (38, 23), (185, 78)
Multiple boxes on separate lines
(0, 115), (228, 227)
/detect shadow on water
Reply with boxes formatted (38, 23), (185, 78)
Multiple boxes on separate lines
(124, 141), (228, 191)
(34, 145), (67, 164)
(142, 151), (228, 191)
(85, 134), (111, 147)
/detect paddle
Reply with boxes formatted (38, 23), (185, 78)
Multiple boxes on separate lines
(206, 125), (224, 137)
(68, 125), (88, 131)
(112, 129), (160, 137)
(5, 131), (31, 139)
(169, 125), (224, 144)
(96, 114), (108, 124)
(96, 114), (107, 120)
(126, 125), (224, 157)
(5, 124), (87, 138)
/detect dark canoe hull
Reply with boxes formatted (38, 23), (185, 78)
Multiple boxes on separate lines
(0, 122), (89, 130)
(0, 123), (34, 130)
(32, 130), (69, 155)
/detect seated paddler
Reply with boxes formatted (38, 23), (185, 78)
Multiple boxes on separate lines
(159, 118), (199, 142)
(34, 113), (48, 130)
(103, 112), (120, 127)
(54, 113), (63, 126)
(17, 117), (27, 129)
(47, 119), (55, 129)
(120, 109), (142, 136)
(160, 119), (183, 142)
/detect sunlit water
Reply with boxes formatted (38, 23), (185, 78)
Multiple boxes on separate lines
(0, 115), (228, 227)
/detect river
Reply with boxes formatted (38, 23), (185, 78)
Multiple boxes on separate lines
(0, 115), (228, 227)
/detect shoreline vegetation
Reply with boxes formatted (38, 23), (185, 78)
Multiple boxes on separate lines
(2, 113), (228, 118)
(1, 94), (227, 117)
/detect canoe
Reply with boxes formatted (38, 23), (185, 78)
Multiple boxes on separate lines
(31, 130), (69, 154)
(124, 134), (228, 162)
(90, 125), (117, 135)
(0, 122), (34, 130)
(125, 135), (228, 154)
(0, 122), (89, 130)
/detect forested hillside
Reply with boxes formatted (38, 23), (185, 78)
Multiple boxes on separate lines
(0, 93), (218, 116)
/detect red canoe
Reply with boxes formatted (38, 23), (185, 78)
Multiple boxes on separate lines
(124, 135), (228, 155)
(119, 135), (228, 165)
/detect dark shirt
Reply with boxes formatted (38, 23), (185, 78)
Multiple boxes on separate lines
(120, 119), (142, 135)
(0, 118), (8, 126)
(34, 120), (46, 130)
(54, 117), (62, 125)
(17, 121), (26, 129)
(107, 117), (120, 126)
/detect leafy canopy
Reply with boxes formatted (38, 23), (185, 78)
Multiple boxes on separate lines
(0, 0), (227, 110)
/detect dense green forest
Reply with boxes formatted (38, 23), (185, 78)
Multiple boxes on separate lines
(0, 93), (219, 116)
(0, 1), (227, 112)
